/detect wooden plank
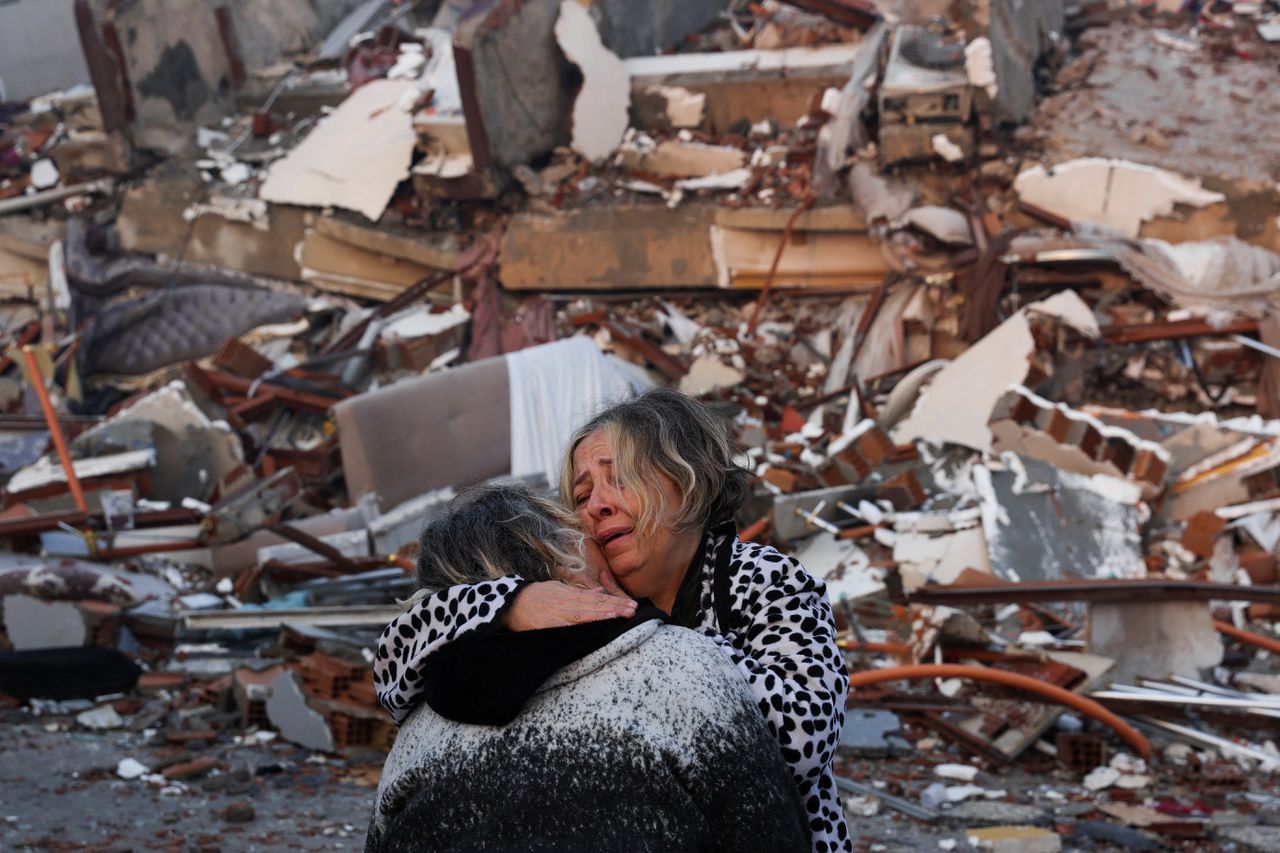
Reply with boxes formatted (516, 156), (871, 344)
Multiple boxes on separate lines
(500, 206), (720, 290)
(296, 230), (436, 301)
(710, 225), (890, 289)
(312, 215), (459, 271)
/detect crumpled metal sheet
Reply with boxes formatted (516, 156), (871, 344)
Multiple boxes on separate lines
(1111, 237), (1280, 323)
(82, 284), (306, 375)
(0, 559), (143, 606)
(989, 0), (1065, 124)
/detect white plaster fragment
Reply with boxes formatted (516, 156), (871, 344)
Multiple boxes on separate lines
(646, 85), (705, 128)
(1014, 158), (1226, 239)
(30, 159), (60, 189)
(964, 37), (997, 97)
(679, 357), (745, 396)
(260, 79), (419, 221)
(899, 206), (973, 245)
(555, 0), (630, 163)
(893, 292), (1096, 451)
(117, 758), (150, 780)
(932, 134), (965, 163)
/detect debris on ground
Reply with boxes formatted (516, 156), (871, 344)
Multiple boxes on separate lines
(4, 0), (1280, 848)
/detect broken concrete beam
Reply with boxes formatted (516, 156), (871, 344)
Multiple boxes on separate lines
(715, 204), (869, 233)
(618, 139), (747, 179)
(296, 229), (439, 301)
(80, 0), (231, 155)
(625, 43), (862, 134)
(313, 216), (460, 272)
(500, 206), (719, 290)
(118, 174), (306, 281)
(710, 225), (890, 289)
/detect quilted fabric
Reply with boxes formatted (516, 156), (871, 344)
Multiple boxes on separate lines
(82, 284), (305, 375)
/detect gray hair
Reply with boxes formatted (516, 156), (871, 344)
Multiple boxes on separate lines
(414, 484), (586, 593)
(559, 388), (749, 534)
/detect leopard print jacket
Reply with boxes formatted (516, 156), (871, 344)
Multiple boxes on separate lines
(373, 531), (852, 853)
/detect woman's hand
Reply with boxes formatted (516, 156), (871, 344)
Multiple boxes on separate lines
(501, 581), (637, 631)
(582, 537), (627, 596)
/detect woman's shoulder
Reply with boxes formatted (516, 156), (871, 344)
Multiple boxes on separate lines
(722, 537), (824, 593)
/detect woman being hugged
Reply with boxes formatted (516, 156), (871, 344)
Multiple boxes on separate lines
(375, 388), (850, 853)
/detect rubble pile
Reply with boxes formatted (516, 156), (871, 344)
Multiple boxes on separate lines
(4, 0), (1280, 848)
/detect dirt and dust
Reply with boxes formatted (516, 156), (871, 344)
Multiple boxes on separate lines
(0, 712), (377, 852)
(1030, 21), (1280, 187)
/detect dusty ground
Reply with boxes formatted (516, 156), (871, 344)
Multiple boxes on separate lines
(0, 712), (377, 852)
(1030, 20), (1280, 187)
(6, 706), (1280, 851)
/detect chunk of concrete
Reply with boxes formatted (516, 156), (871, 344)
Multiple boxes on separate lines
(944, 802), (1048, 826)
(265, 669), (334, 753)
(1088, 599), (1224, 684)
(1217, 826), (1280, 852)
(893, 291), (1097, 451)
(2, 594), (86, 650)
(1014, 158), (1225, 239)
(633, 85), (705, 129)
(679, 357), (744, 396)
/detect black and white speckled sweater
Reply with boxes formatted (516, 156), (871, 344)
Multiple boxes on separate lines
(365, 613), (810, 852)
(374, 530), (851, 853)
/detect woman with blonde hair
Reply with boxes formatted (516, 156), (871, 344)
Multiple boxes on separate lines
(376, 389), (850, 853)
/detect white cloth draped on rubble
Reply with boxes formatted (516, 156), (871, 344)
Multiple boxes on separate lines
(505, 335), (652, 487)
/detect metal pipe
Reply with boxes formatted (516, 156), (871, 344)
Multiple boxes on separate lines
(833, 777), (938, 822)
(847, 663), (1151, 759)
(0, 179), (114, 216)
(21, 346), (87, 513)
(1135, 715), (1277, 765)
(182, 604), (405, 631)
(1090, 690), (1280, 714)
(1215, 619), (1280, 655)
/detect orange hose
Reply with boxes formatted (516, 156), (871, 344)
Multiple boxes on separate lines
(23, 345), (87, 513)
(1215, 620), (1280, 655)
(848, 663), (1151, 759)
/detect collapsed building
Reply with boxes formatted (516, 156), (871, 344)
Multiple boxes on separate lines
(4, 0), (1280, 849)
